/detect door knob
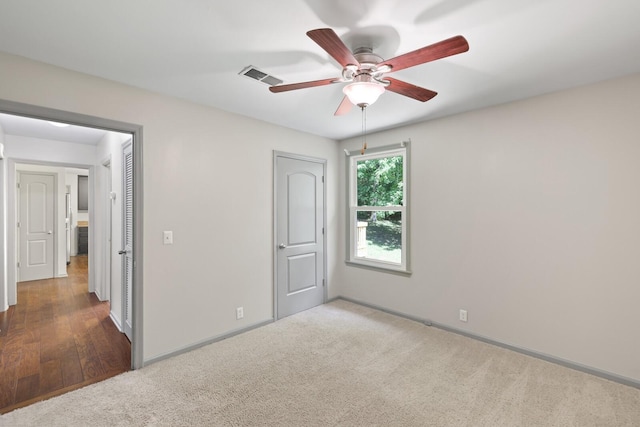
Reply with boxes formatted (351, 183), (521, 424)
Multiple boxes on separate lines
(47, 230), (53, 234)
(118, 250), (127, 255)
(278, 243), (287, 249)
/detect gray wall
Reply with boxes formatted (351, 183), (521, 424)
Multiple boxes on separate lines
(0, 51), (340, 362)
(2, 48), (638, 384)
(337, 73), (640, 383)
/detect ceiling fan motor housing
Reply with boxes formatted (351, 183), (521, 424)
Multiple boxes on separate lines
(342, 48), (390, 85)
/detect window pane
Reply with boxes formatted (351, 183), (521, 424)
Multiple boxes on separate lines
(357, 155), (403, 207)
(355, 211), (402, 264)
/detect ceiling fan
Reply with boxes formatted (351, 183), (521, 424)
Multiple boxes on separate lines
(269, 28), (469, 115)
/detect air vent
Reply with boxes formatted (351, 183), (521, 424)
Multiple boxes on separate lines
(239, 66), (283, 86)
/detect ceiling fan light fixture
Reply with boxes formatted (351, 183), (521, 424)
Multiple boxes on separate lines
(343, 82), (385, 107)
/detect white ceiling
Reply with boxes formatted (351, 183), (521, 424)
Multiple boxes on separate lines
(0, 113), (109, 145)
(0, 0), (639, 141)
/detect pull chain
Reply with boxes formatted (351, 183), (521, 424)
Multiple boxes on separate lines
(360, 105), (367, 155)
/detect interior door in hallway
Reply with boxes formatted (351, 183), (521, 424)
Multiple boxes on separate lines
(18, 172), (55, 282)
(121, 140), (133, 341)
(275, 153), (325, 319)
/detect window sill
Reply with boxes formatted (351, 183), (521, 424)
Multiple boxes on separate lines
(345, 260), (412, 277)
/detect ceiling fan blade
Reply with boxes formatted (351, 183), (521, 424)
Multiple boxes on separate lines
(269, 78), (338, 93)
(334, 96), (353, 116)
(380, 35), (469, 73)
(307, 28), (359, 68)
(385, 77), (438, 102)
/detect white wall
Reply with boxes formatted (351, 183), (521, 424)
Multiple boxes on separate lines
(0, 123), (6, 311)
(6, 134), (97, 164)
(337, 73), (640, 383)
(0, 51), (340, 361)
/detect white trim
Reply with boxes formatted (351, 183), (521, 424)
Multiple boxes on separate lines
(347, 144), (409, 273)
(110, 311), (123, 332)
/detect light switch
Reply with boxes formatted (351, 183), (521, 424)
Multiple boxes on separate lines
(163, 231), (173, 245)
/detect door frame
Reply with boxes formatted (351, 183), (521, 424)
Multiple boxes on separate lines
(9, 162), (86, 293)
(0, 98), (144, 370)
(17, 171), (57, 282)
(272, 151), (327, 320)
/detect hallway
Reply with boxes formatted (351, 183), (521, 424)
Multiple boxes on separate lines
(0, 256), (131, 413)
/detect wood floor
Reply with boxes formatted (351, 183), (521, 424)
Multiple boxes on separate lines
(0, 256), (131, 414)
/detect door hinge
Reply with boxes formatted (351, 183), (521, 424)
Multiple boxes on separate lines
(322, 176), (324, 183)
(17, 221), (20, 228)
(16, 183), (20, 189)
(17, 262), (20, 268)
(322, 279), (325, 287)
(322, 227), (324, 235)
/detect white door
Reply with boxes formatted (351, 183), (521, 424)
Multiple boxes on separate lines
(275, 154), (325, 319)
(121, 141), (133, 341)
(19, 172), (55, 282)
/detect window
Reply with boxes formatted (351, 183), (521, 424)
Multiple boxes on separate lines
(78, 175), (89, 211)
(347, 144), (409, 273)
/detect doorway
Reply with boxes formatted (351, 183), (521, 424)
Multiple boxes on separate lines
(2, 159), (130, 413)
(273, 152), (327, 319)
(17, 172), (56, 282)
(0, 99), (144, 406)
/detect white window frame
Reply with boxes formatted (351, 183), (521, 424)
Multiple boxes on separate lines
(346, 143), (410, 274)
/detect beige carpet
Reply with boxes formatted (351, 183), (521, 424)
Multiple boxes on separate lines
(2, 300), (639, 426)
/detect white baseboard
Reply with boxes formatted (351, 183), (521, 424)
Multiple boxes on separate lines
(110, 311), (123, 332)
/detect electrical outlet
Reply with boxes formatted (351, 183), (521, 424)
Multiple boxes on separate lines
(459, 309), (468, 322)
(163, 231), (173, 245)
(236, 307), (244, 320)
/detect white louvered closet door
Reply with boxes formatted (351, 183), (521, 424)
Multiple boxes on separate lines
(122, 141), (134, 341)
